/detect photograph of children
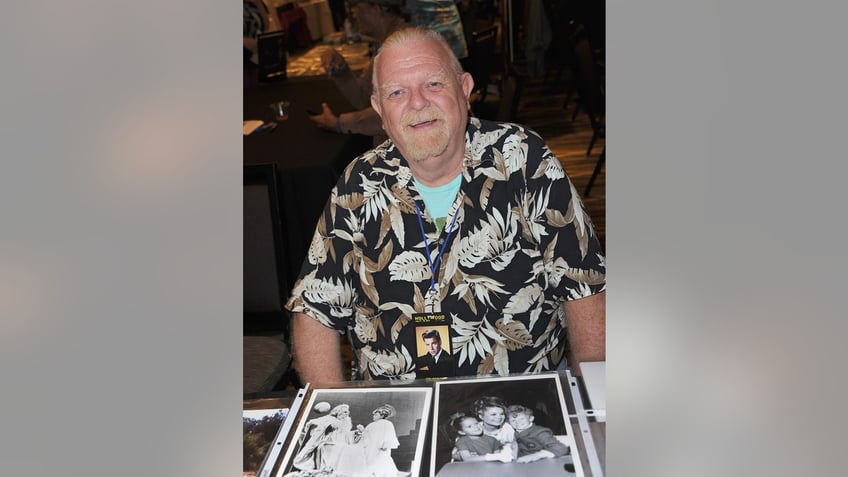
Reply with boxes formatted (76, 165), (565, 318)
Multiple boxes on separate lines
(429, 374), (582, 477)
(276, 387), (433, 477)
(414, 326), (455, 379)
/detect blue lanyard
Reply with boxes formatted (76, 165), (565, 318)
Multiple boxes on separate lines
(413, 199), (460, 293)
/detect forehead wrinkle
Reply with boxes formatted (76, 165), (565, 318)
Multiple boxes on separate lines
(378, 66), (453, 92)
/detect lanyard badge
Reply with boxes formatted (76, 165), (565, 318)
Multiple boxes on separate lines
(410, 199), (460, 379)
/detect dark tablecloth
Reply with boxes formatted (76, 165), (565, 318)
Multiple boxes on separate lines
(244, 77), (372, 292)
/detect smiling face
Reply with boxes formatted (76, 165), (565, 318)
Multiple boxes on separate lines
(371, 35), (474, 171)
(457, 416), (484, 436)
(507, 410), (534, 431)
(478, 406), (506, 429)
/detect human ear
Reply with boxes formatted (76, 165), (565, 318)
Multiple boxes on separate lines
(370, 94), (382, 117)
(460, 72), (474, 99)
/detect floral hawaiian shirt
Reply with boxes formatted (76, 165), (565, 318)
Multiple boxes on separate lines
(286, 117), (606, 382)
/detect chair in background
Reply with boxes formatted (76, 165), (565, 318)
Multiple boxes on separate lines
(244, 163), (296, 394)
(570, 26), (605, 157)
(495, 65), (526, 122)
(465, 24), (500, 105)
(568, 28), (605, 197)
(541, 12), (580, 114)
(584, 144), (604, 197)
(470, 63), (526, 123)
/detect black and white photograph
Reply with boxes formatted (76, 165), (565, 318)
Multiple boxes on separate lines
(276, 387), (433, 477)
(430, 374), (581, 477)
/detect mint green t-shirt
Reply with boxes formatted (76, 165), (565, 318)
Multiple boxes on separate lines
(414, 173), (462, 234)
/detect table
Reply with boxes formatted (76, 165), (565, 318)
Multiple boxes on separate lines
(436, 455), (576, 476)
(579, 361), (606, 413)
(243, 390), (299, 411)
(244, 77), (372, 291)
(243, 370), (606, 477)
(567, 368), (605, 477)
(285, 41), (371, 78)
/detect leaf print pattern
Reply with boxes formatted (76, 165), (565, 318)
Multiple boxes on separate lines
(451, 274), (509, 311)
(307, 228), (328, 265)
(452, 313), (497, 366)
(495, 318), (533, 351)
(358, 345), (417, 383)
(387, 251), (430, 282)
(502, 284), (544, 322)
(454, 207), (520, 271)
(359, 173), (393, 224)
(352, 313), (379, 343)
(501, 129), (529, 176)
(531, 150), (567, 181)
(286, 118), (605, 379)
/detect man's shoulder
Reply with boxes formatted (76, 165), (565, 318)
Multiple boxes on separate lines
(468, 117), (541, 141)
(467, 118), (547, 168)
(338, 145), (400, 187)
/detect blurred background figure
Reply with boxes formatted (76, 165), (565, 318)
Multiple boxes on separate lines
(244, 0), (282, 87)
(406, 0), (468, 60)
(308, 0), (409, 144)
(328, 0), (347, 32)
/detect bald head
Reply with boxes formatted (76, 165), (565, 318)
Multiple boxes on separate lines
(368, 26), (474, 183)
(372, 27), (464, 95)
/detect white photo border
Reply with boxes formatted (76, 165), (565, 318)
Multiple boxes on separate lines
(275, 386), (433, 477)
(430, 373), (582, 477)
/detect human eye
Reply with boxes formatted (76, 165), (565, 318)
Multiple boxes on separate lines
(386, 88), (405, 100)
(427, 81), (445, 90)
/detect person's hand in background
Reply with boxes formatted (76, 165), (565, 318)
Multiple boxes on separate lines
(321, 48), (350, 77)
(308, 102), (343, 133)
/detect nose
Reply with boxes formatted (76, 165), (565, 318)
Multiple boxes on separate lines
(408, 87), (430, 110)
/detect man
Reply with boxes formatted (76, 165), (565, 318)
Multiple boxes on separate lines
(415, 329), (454, 378)
(308, 0), (408, 142)
(287, 27), (605, 385)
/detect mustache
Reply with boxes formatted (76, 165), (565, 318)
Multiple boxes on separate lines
(402, 107), (445, 126)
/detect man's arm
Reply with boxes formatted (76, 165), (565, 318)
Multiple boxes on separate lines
(337, 108), (385, 136)
(320, 48), (371, 109)
(564, 291), (606, 369)
(292, 312), (345, 385)
(309, 103), (386, 137)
